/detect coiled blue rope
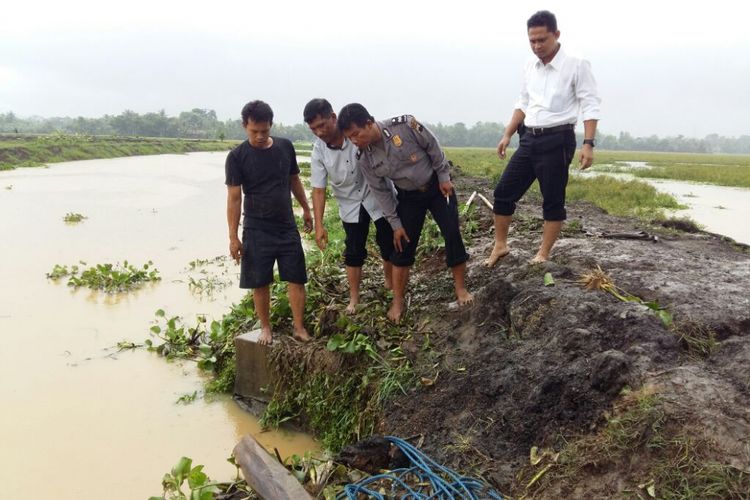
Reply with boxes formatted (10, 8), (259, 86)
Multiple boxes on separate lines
(337, 436), (503, 499)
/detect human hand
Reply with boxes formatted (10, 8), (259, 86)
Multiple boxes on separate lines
(579, 145), (594, 170)
(315, 226), (328, 251)
(496, 135), (511, 159)
(439, 181), (454, 198)
(393, 228), (411, 253)
(229, 237), (242, 264)
(302, 209), (313, 233)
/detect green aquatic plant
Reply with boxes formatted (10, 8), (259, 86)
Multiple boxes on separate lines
(63, 212), (87, 223)
(46, 260), (160, 293)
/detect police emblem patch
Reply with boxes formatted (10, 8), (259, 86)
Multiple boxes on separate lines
(392, 135), (402, 147)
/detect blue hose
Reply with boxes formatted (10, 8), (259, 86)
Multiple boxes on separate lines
(337, 436), (503, 499)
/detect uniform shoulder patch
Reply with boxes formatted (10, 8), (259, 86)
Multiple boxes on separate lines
(391, 115), (408, 125)
(409, 116), (424, 132)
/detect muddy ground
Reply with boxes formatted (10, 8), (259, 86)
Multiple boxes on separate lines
(381, 173), (750, 497)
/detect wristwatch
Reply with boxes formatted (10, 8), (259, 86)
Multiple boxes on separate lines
(583, 139), (596, 147)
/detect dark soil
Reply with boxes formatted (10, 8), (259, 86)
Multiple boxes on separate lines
(381, 173), (750, 496)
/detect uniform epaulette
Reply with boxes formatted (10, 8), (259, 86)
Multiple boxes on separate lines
(391, 115), (408, 125)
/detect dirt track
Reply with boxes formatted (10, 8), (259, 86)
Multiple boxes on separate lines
(383, 176), (750, 496)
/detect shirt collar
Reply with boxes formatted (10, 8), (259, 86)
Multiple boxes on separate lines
(535, 44), (566, 70)
(325, 137), (350, 151)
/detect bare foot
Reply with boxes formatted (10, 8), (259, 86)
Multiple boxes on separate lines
(258, 326), (273, 346)
(529, 253), (548, 265)
(387, 300), (404, 323)
(293, 327), (312, 342)
(456, 288), (474, 306)
(485, 243), (510, 267)
(345, 299), (359, 315)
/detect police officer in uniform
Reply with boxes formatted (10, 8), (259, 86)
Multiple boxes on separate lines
(337, 103), (473, 323)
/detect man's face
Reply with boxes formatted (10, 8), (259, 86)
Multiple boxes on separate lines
(342, 122), (376, 149)
(307, 113), (339, 144)
(245, 119), (272, 148)
(528, 26), (560, 62)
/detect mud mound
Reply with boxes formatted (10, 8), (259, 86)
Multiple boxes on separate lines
(383, 192), (750, 495)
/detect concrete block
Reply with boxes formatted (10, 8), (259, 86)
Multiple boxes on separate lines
(234, 330), (275, 403)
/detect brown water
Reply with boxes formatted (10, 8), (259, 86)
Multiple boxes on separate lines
(0, 153), (318, 499)
(579, 170), (750, 245)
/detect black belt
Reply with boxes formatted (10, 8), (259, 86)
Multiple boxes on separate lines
(524, 123), (575, 136)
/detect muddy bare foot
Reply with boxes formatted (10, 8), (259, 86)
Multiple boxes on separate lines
(387, 300), (404, 323)
(485, 244), (510, 267)
(258, 326), (273, 346)
(457, 288), (474, 306)
(293, 327), (312, 342)
(529, 253), (548, 265)
(345, 299), (359, 315)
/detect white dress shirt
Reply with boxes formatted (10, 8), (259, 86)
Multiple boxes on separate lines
(515, 46), (601, 127)
(310, 137), (385, 223)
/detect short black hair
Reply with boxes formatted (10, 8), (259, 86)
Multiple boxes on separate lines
(527, 10), (557, 32)
(241, 100), (273, 126)
(337, 103), (374, 132)
(303, 98), (334, 124)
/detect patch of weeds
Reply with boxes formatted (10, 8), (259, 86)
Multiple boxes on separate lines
(579, 265), (673, 327)
(516, 387), (750, 498)
(46, 260), (160, 293)
(671, 319), (718, 358)
(63, 212), (87, 223)
(150, 456), (255, 500)
(655, 216), (702, 234)
(561, 218), (584, 237)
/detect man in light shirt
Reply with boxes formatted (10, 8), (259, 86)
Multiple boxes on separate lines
(304, 98), (394, 314)
(487, 10), (601, 266)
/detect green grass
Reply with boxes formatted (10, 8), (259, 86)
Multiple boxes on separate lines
(590, 150), (750, 188)
(445, 147), (687, 219)
(0, 133), (237, 170)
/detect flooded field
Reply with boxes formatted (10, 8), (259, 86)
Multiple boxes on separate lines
(0, 153), (317, 499)
(578, 169), (750, 245)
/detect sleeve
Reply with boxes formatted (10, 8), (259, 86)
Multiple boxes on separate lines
(309, 140), (328, 189)
(409, 118), (451, 183)
(576, 59), (601, 121)
(287, 139), (300, 176)
(225, 149), (243, 186)
(513, 62), (530, 113)
(358, 154), (402, 231)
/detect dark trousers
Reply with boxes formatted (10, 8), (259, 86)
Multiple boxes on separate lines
(392, 177), (469, 268)
(493, 129), (576, 221)
(341, 205), (394, 267)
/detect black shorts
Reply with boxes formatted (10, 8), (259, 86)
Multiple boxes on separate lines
(391, 176), (469, 268)
(341, 205), (394, 267)
(240, 226), (307, 289)
(493, 129), (576, 221)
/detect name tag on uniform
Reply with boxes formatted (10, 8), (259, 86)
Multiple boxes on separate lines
(392, 135), (402, 147)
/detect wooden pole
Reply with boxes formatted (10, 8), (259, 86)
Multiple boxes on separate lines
(233, 435), (312, 500)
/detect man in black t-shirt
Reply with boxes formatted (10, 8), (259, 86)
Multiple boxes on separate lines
(226, 100), (313, 345)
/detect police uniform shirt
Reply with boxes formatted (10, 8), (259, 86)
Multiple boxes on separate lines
(309, 137), (386, 223)
(357, 115), (451, 231)
(515, 46), (601, 128)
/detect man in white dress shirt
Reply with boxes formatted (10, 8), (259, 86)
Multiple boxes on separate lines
(487, 10), (601, 266)
(304, 98), (394, 313)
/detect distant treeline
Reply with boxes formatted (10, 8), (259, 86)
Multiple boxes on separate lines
(1, 110), (749, 154)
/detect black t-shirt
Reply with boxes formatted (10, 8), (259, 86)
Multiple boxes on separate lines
(225, 137), (299, 230)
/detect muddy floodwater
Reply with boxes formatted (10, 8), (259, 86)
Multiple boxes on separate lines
(0, 153), (318, 499)
(579, 170), (750, 245)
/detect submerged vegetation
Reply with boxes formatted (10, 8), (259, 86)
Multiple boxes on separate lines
(46, 260), (160, 293)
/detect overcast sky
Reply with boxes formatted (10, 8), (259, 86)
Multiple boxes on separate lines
(2, 0), (749, 137)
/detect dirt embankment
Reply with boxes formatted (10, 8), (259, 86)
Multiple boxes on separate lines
(383, 174), (750, 497)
